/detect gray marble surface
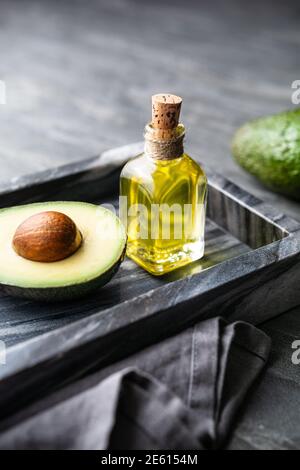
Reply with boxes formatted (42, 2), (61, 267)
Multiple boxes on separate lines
(0, 147), (298, 427)
(0, 0), (300, 450)
(0, 0), (299, 220)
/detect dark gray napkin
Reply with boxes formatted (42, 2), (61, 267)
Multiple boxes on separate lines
(0, 317), (271, 450)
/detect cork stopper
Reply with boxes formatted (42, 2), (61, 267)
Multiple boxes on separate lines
(151, 94), (182, 134)
(145, 94), (185, 159)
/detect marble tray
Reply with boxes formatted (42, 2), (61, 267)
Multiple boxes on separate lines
(0, 142), (299, 417)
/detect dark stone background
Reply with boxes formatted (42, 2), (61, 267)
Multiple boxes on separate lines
(0, 0), (299, 449)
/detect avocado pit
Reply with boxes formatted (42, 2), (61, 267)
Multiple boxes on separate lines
(12, 211), (83, 262)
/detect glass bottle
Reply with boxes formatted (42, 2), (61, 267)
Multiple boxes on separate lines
(120, 94), (207, 275)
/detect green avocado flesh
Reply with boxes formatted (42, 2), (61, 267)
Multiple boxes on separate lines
(232, 108), (300, 200)
(0, 201), (126, 301)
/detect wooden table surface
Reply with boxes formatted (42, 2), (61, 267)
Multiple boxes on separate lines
(0, 0), (299, 449)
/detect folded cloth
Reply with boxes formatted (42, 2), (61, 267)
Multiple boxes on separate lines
(0, 317), (271, 450)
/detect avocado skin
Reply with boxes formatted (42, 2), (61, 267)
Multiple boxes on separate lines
(0, 249), (125, 302)
(232, 109), (300, 200)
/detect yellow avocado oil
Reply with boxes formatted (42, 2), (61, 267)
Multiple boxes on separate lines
(120, 94), (207, 275)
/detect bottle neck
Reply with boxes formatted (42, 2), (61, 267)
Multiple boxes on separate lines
(144, 123), (185, 161)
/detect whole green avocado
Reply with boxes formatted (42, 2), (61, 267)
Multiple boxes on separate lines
(232, 108), (300, 200)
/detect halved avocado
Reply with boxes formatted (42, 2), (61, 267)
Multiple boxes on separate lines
(0, 201), (126, 302)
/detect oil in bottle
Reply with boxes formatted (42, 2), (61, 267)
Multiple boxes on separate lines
(120, 94), (207, 275)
